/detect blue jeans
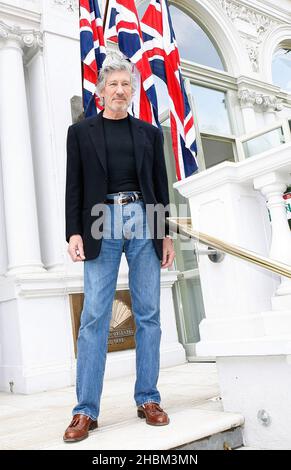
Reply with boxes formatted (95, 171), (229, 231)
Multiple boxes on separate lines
(72, 192), (162, 420)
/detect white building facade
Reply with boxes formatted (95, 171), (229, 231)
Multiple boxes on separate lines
(0, 0), (291, 449)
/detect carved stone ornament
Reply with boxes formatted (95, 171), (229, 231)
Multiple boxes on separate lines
(0, 20), (43, 49)
(238, 88), (283, 112)
(0, 23), (9, 39)
(216, 0), (278, 37)
(238, 88), (256, 108)
(53, 0), (79, 12)
(262, 94), (283, 112)
(245, 42), (259, 72)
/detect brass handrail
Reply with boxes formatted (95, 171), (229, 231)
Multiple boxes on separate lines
(167, 217), (291, 279)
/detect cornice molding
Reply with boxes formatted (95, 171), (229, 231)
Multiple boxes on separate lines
(0, 1), (40, 25)
(181, 60), (237, 91)
(237, 75), (281, 94)
(173, 142), (291, 197)
(0, 268), (178, 299)
(244, 0), (291, 23)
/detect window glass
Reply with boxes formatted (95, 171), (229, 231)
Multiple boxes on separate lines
(190, 84), (231, 134)
(162, 124), (206, 345)
(202, 137), (234, 168)
(272, 48), (291, 92)
(243, 128), (285, 158)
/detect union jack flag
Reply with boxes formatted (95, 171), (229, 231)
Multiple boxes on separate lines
(80, 0), (106, 117)
(104, 0), (160, 126)
(141, 0), (198, 179)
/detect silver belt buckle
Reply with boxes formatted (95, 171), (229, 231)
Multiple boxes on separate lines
(118, 195), (127, 205)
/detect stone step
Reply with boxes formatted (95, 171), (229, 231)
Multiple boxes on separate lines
(45, 407), (244, 450)
(0, 362), (244, 450)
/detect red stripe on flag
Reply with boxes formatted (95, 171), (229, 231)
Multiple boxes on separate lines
(184, 116), (194, 135)
(80, 18), (91, 29)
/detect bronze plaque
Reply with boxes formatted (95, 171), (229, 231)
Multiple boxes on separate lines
(108, 292), (136, 352)
(69, 290), (135, 356)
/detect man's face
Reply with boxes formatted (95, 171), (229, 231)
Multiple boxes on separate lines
(100, 70), (133, 115)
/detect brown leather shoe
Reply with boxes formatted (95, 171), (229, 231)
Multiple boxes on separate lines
(137, 402), (170, 426)
(63, 414), (98, 442)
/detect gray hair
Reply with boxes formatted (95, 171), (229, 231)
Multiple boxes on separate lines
(96, 51), (136, 104)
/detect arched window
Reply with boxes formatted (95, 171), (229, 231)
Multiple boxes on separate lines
(168, 5), (224, 70)
(138, 1), (224, 70)
(272, 44), (291, 93)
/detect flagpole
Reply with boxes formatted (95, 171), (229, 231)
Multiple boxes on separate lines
(103, 0), (110, 30)
(79, 0), (85, 116)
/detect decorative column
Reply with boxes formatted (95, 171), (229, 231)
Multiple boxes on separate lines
(237, 88), (260, 158)
(0, 22), (45, 274)
(263, 95), (283, 147)
(238, 88), (257, 133)
(26, 49), (64, 271)
(254, 172), (291, 299)
(262, 95), (280, 126)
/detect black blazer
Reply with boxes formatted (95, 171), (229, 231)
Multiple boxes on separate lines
(65, 111), (170, 261)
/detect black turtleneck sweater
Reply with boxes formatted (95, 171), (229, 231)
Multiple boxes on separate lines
(102, 115), (141, 193)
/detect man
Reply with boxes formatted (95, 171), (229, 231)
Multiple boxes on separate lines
(64, 52), (175, 443)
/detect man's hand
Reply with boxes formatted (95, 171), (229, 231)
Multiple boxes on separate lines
(68, 234), (86, 262)
(161, 237), (175, 269)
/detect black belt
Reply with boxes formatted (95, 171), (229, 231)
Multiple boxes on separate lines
(105, 193), (143, 205)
